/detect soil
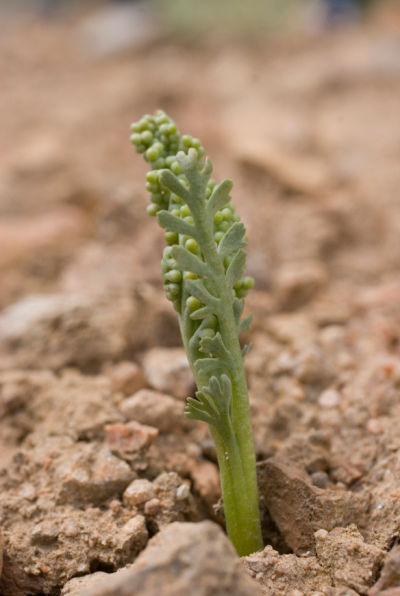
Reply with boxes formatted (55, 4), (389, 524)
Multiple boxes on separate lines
(1, 3), (400, 595)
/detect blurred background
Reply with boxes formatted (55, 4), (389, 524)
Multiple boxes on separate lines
(0, 0), (400, 338)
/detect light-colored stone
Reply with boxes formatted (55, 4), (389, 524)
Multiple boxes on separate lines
(61, 521), (262, 596)
(119, 389), (183, 432)
(274, 261), (327, 311)
(123, 479), (155, 508)
(105, 421), (158, 454)
(108, 361), (147, 396)
(258, 457), (365, 553)
(318, 389), (341, 409)
(142, 347), (193, 399)
(0, 293), (134, 370)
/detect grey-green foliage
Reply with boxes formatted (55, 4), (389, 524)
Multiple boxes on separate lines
(130, 111), (254, 431)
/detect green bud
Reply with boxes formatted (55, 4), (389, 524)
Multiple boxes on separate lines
(180, 205), (191, 217)
(167, 283), (180, 298)
(165, 269), (182, 283)
(146, 142), (163, 161)
(130, 122), (141, 132)
(214, 231), (224, 243)
(203, 315), (218, 329)
(214, 212), (223, 225)
(146, 204), (158, 217)
(182, 135), (192, 148)
(153, 158), (166, 169)
(163, 246), (174, 258)
(141, 130), (153, 144)
(185, 238), (198, 253)
(199, 328), (215, 340)
(130, 133), (141, 145)
(136, 143), (146, 154)
(146, 171), (159, 184)
(171, 161), (181, 175)
(242, 276), (255, 290)
(186, 296), (202, 311)
(184, 271), (197, 280)
(219, 221), (231, 232)
(165, 231), (179, 245)
(221, 207), (233, 220)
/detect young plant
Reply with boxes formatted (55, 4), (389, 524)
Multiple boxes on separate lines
(130, 111), (263, 556)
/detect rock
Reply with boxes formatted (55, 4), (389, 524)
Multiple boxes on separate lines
(315, 526), (384, 593)
(245, 545), (331, 594)
(119, 389), (184, 432)
(0, 207), (88, 271)
(33, 371), (122, 440)
(56, 443), (135, 505)
(0, 436), (148, 595)
(189, 459), (221, 511)
(78, 3), (161, 59)
(0, 293), (135, 370)
(1, 510), (148, 596)
(369, 545), (400, 595)
(61, 521), (262, 596)
(142, 347), (193, 399)
(274, 261), (328, 311)
(146, 472), (198, 531)
(123, 479), (155, 508)
(0, 529), (3, 578)
(105, 421), (158, 455)
(224, 114), (333, 196)
(318, 389), (342, 409)
(258, 457), (364, 553)
(108, 361), (147, 396)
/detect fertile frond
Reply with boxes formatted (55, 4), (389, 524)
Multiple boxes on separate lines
(131, 110), (264, 556)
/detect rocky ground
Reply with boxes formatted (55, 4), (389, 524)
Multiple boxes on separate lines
(1, 2), (400, 595)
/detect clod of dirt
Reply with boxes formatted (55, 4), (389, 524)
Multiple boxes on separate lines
(0, 510), (148, 596)
(119, 388), (184, 432)
(258, 457), (364, 553)
(0, 435), (149, 595)
(0, 293), (135, 370)
(105, 421), (159, 455)
(369, 545), (400, 596)
(61, 521), (262, 596)
(106, 361), (147, 396)
(362, 450), (400, 550)
(274, 260), (328, 311)
(244, 545), (331, 594)
(123, 471), (199, 535)
(315, 526), (385, 594)
(54, 442), (135, 505)
(142, 347), (194, 399)
(30, 371), (123, 441)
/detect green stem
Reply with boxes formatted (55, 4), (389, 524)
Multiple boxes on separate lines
(186, 196), (263, 556)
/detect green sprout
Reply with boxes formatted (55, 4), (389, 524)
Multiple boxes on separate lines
(130, 110), (263, 556)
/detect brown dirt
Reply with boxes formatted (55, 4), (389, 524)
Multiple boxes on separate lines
(1, 3), (400, 595)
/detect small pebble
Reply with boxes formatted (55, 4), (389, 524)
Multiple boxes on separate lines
(144, 497), (161, 516)
(123, 479), (155, 507)
(314, 529), (328, 540)
(366, 418), (383, 434)
(311, 471), (329, 489)
(176, 484), (190, 501)
(318, 389), (341, 408)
